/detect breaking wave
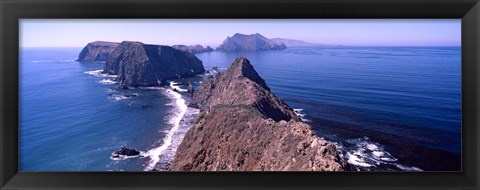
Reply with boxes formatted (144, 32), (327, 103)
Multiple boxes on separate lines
(143, 89), (190, 171)
(335, 137), (422, 171)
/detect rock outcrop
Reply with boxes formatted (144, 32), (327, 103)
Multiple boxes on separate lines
(172, 45), (214, 54)
(192, 57), (298, 122)
(103, 41), (205, 87)
(112, 147), (140, 157)
(187, 83), (194, 95)
(170, 57), (343, 171)
(216, 33), (287, 52)
(77, 41), (119, 61)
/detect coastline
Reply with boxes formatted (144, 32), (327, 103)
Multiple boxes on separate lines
(143, 84), (199, 171)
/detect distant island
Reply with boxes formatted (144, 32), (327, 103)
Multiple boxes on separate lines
(216, 33), (287, 52)
(271, 38), (327, 47)
(171, 45), (214, 53)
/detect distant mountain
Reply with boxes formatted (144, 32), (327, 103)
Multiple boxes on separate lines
(171, 45), (214, 54)
(216, 33), (287, 52)
(270, 38), (330, 47)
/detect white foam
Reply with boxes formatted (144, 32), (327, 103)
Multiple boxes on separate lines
(293, 108), (310, 122)
(143, 89), (188, 171)
(109, 95), (129, 101)
(84, 70), (117, 78)
(366, 143), (379, 151)
(169, 81), (188, 92)
(346, 152), (374, 167)
(337, 137), (422, 171)
(395, 164), (423, 171)
(346, 137), (398, 167)
(108, 93), (140, 101)
(99, 79), (118, 85)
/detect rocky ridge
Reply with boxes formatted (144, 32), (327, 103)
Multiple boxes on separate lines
(170, 57), (344, 171)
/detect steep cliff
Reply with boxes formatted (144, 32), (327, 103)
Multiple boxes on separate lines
(172, 45), (214, 53)
(103, 41), (205, 87)
(77, 41), (119, 61)
(216, 33), (287, 52)
(170, 57), (344, 171)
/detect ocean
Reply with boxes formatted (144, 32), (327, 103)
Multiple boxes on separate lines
(19, 46), (461, 171)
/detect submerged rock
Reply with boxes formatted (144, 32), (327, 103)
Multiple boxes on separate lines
(172, 45), (214, 53)
(77, 41), (119, 61)
(170, 57), (344, 171)
(216, 33), (287, 52)
(103, 41), (205, 87)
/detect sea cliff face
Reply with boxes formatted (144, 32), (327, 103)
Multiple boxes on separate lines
(170, 57), (344, 171)
(103, 41), (205, 87)
(77, 41), (119, 61)
(172, 45), (214, 53)
(216, 33), (287, 52)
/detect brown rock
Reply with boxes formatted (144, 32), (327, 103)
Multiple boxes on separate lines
(170, 57), (343, 171)
(192, 57), (298, 122)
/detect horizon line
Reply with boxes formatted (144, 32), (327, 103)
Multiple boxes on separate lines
(20, 45), (462, 48)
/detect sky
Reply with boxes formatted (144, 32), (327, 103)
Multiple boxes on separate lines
(20, 19), (461, 48)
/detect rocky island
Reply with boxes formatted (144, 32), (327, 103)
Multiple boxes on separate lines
(170, 57), (345, 171)
(77, 41), (119, 61)
(216, 33), (287, 52)
(102, 41), (205, 87)
(172, 45), (214, 54)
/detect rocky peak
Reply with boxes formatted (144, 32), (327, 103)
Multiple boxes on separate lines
(223, 56), (269, 90)
(192, 57), (298, 122)
(170, 56), (344, 171)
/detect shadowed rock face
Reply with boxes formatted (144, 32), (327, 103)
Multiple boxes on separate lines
(216, 33), (287, 52)
(103, 41), (205, 87)
(77, 41), (119, 61)
(172, 45), (214, 53)
(170, 57), (344, 171)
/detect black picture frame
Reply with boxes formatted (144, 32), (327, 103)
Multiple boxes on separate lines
(1, 0), (479, 189)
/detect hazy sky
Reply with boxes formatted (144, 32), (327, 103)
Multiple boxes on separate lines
(20, 19), (461, 47)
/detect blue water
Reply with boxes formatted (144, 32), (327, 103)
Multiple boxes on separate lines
(20, 46), (461, 171)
